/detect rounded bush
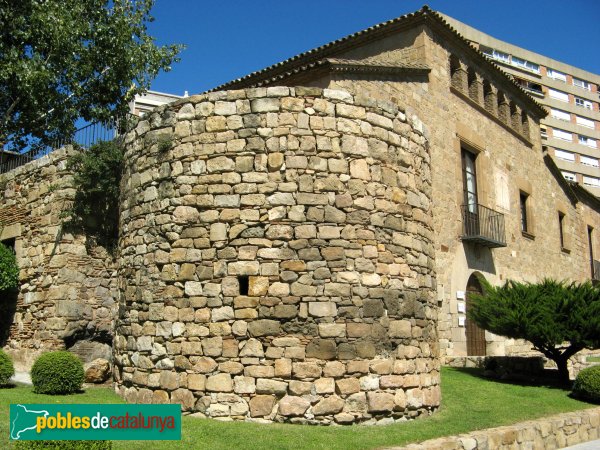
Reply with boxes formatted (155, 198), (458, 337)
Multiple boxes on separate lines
(31, 351), (85, 395)
(572, 365), (600, 403)
(0, 349), (14, 385)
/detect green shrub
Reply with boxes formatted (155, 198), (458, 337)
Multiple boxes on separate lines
(15, 440), (111, 449)
(572, 365), (600, 403)
(66, 140), (124, 249)
(31, 351), (85, 394)
(0, 242), (19, 291)
(0, 349), (14, 385)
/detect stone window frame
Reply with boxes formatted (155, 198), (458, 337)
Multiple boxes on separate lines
(556, 204), (571, 254)
(454, 125), (491, 213)
(515, 178), (535, 240)
(518, 192), (534, 240)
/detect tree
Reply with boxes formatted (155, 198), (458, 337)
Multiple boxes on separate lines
(0, 0), (182, 150)
(468, 278), (600, 384)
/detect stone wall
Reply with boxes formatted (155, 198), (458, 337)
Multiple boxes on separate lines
(114, 87), (440, 424)
(0, 148), (118, 370)
(387, 407), (600, 450)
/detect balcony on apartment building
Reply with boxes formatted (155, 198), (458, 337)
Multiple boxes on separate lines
(461, 203), (507, 248)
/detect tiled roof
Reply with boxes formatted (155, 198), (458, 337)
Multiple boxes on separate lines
(208, 5), (546, 118)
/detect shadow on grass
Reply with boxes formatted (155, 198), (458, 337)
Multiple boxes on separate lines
(447, 366), (572, 391)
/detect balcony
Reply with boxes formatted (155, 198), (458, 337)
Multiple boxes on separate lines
(593, 260), (600, 282)
(461, 204), (507, 248)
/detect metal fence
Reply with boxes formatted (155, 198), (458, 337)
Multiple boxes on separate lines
(461, 203), (507, 248)
(0, 117), (124, 174)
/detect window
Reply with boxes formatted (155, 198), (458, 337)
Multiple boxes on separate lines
(512, 56), (540, 73)
(576, 116), (595, 128)
(562, 171), (576, 181)
(492, 49), (510, 63)
(558, 212), (566, 249)
(549, 88), (569, 102)
(462, 148), (478, 213)
(555, 149), (575, 161)
(519, 192), (530, 234)
(583, 176), (600, 187)
(514, 78), (543, 95)
(573, 78), (591, 90)
(581, 155), (599, 167)
(579, 135), (597, 148)
(575, 97), (593, 109)
(552, 128), (572, 141)
(551, 108), (571, 121)
(547, 69), (567, 82)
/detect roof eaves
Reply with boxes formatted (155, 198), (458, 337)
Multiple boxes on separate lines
(569, 182), (600, 210)
(207, 5), (548, 119)
(543, 151), (578, 205)
(424, 9), (547, 119)
(208, 6), (430, 92)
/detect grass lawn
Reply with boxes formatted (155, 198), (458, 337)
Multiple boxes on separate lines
(587, 356), (600, 363)
(0, 367), (594, 450)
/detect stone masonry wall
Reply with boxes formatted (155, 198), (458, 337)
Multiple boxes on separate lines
(389, 407), (600, 450)
(115, 87), (439, 424)
(0, 147), (118, 370)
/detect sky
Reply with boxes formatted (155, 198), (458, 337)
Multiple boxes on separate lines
(147, 0), (600, 96)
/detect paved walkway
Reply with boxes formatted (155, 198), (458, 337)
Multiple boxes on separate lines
(562, 440), (600, 449)
(11, 371), (31, 385)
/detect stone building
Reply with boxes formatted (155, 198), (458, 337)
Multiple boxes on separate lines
(1, 6), (599, 424)
(212, 5), (600, 359)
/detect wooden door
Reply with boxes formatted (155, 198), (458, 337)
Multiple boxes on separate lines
(465, 274), (486, 356)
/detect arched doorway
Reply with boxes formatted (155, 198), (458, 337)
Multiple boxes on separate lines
(465, 273), (486, 356)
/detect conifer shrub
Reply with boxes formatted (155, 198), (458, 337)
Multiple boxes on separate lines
(572, 365), (600, 403)
(0, 349), (14, 385)
(31, 351), (84, 394)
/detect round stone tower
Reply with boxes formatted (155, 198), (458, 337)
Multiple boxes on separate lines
(114, 86), (439, 424)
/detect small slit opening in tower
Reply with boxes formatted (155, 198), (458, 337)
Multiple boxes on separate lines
(238, 275), (249, 296)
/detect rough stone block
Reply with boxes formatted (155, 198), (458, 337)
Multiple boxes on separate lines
(278, 396), (310, 417)
(312, 395), (345, 415)
(292, 362), (322, 379)
(206, 373), (233, 392)
(250, 395), (276, 417)
(256, 378), (288, 395)
(308, 302), (337, 317)
(233, 376), (256, 394)
(248, 320), (281, 337)
(367, 392), (395, 413)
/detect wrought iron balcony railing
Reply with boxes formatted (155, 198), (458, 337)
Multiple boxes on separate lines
(593, 259), (600, 282)
(461, 203), (507, 248)
(1, 116), (130, 174)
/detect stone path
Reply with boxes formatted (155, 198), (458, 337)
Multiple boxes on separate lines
(562, 440), (600, 449)
(11, 371), (31, 385)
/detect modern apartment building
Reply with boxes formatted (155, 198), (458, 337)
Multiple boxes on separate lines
(442, 14), (600, 197)
(129, 90), (186, 117)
